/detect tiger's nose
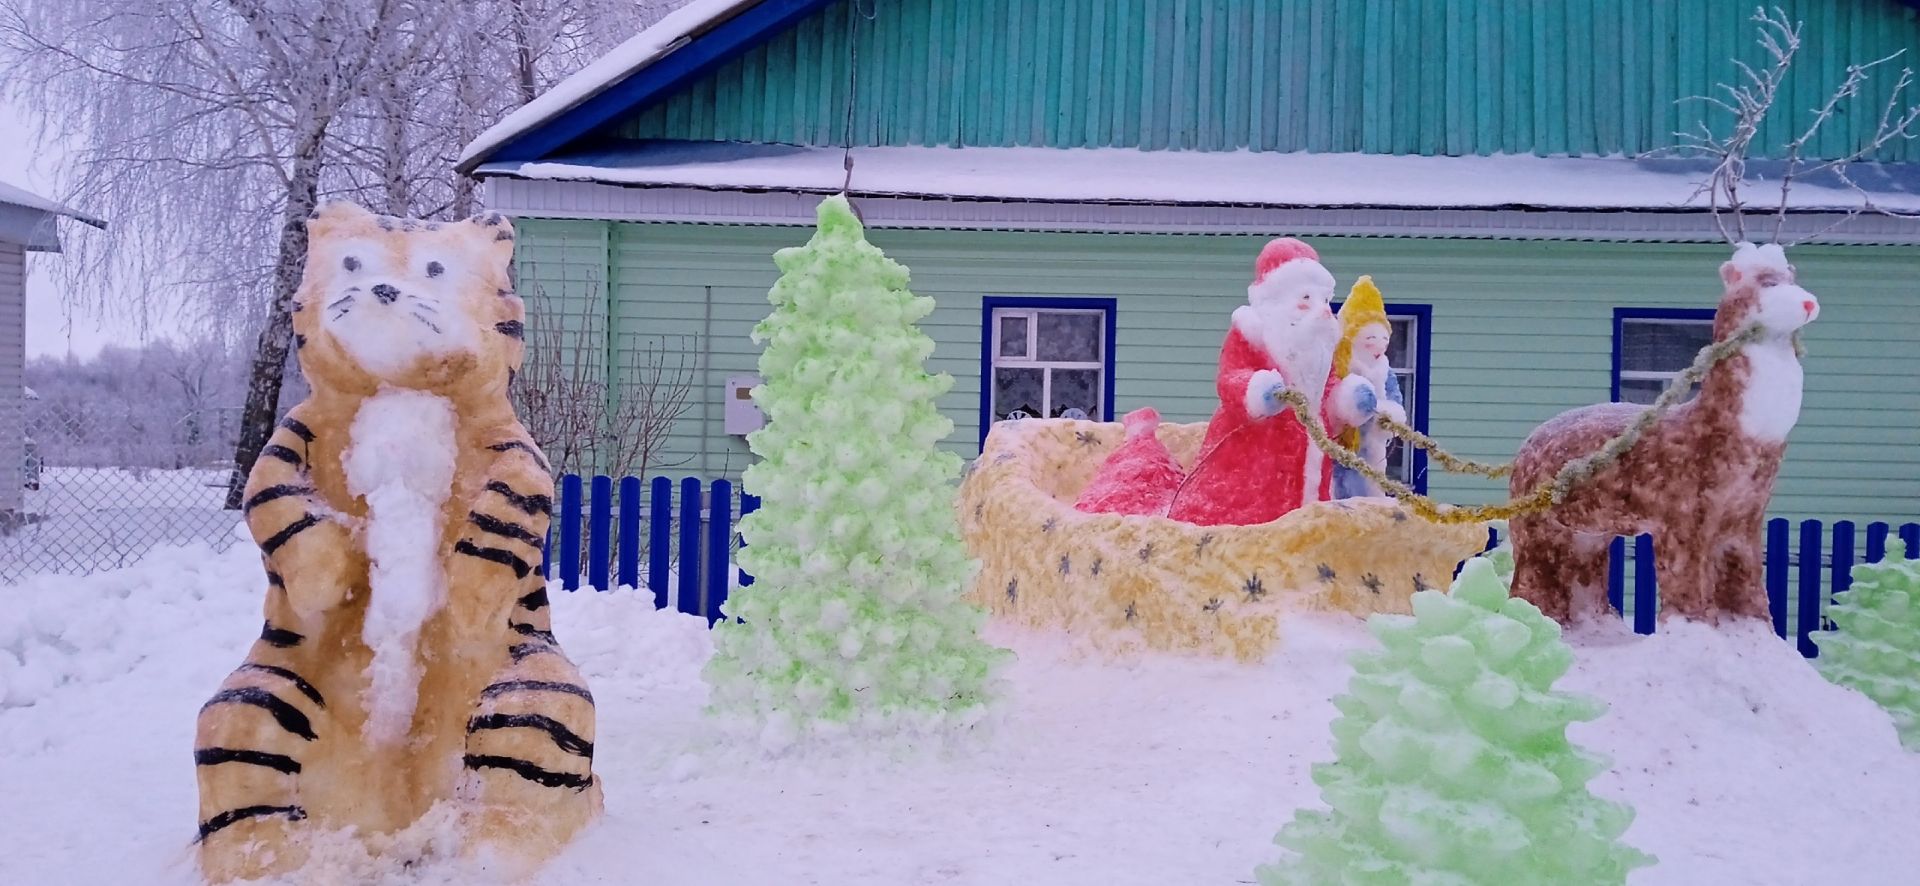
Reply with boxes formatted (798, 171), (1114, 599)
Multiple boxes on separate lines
(372, 283), (400, 304)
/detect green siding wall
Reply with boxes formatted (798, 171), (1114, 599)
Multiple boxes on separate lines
(513, 218), (1919, 524)
(615, 0), (1920, 161)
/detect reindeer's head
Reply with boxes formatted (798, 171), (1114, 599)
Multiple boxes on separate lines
(1716, 242), (1819, 341)
(294, 201), (525, 401)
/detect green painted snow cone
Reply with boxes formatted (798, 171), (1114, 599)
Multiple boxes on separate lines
(1813, 558), (1920, 751)
(702, 195), (1007, 750)
(1257, 557), (1654, 885)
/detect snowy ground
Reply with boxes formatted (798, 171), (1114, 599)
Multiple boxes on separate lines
(3, 542), (1918, 884)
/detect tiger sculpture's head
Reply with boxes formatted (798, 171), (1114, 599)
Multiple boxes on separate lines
(295, 201), (525, 400)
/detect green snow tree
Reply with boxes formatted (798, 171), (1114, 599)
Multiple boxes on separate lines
(1258, 557), (1654, 885)
(1814, 558), (1920, 751)
(702, 195), (1005, 749)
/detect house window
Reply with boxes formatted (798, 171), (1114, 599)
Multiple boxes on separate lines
(1614, 309), (1715, 405)
(981, 297), (1117, 434)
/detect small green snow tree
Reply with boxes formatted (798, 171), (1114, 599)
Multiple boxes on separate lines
(1258, 557), (1654, 885)
(1814, 558), (1920, 751)
(702, 195), (1005, 750)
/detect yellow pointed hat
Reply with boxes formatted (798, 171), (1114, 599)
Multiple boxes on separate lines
(1334, 275), (1390, 375)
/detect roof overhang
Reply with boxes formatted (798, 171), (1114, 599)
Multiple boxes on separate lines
(0, 180), (107, 252)
(473, 142), (1920, 243)
(457, 0), (836, 173)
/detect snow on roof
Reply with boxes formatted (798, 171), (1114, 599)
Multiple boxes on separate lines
(0, 179), (105, 229)
(457, 0), (762, 170)
(477, 142), (1920, 214)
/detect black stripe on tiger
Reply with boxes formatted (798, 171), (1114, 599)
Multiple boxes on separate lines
(508, 642), (553, 662)
(195, 747), (302, 775)
(260, 444), (303, 466)
(455, 540), (532, 579)
(245, 484), (312, 514)
(509, 622), (557, 644)
(260, 622), (304, 648)
(494, 320), (524, 339)
(202, 688), (317, 741)
(516, 588), (549, 611)
(467, 713), (594, 757)
(469, 511), (543, 547)
(278, 417), (315, 443)
(462, 754), (591, 790)
(266, 570), (285, 588)
(196, 805), (307, 842)
(260, 514), (322, 556)
(485, 439), (547, 471)
(486, 481), (552, 517)
(237, 663), (325, 708)
(480, 679), (592, 704)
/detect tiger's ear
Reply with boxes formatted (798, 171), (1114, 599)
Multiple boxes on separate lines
(464, 210), (516, 268)
(308, 200), (375, 239)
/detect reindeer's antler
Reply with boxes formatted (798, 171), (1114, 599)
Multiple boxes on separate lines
(1780, 56), (1920, 246)
(1674, 7), (1801, 246)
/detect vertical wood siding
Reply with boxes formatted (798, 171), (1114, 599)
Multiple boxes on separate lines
(615, 0), (1920, 162)
(1, 243), (24, 512)
(515, 218), (1920, 523)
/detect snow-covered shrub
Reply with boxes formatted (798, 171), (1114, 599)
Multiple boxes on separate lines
(1814, 558), (1920, 751)
(701, 195), (1006, 751)
(1257, 557), (1654, 884)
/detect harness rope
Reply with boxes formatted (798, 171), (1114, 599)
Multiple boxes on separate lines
(1163, 324), (1783, 525)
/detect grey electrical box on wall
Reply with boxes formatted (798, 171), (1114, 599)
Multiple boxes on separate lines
(724, 374), (765, 435)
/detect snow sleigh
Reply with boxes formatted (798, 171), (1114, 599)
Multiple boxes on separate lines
(959, 417), (1489, 661)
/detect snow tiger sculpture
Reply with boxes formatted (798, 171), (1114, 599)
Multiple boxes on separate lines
(193, 202), (600, 881)
(1508, 243), (1817, 624)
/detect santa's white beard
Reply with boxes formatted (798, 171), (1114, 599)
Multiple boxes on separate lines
(1251, 306), (1339, 412)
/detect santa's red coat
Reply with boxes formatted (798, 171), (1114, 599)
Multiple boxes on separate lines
(1166, 326), (1343, 526)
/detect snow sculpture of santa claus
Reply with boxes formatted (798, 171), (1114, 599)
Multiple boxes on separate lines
(1165, 238), (1376, 525)
(1330, 276), (1407, 500)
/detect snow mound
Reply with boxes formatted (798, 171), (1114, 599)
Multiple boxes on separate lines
(550, 585), (714, 698)
(0, 538), (259, 709)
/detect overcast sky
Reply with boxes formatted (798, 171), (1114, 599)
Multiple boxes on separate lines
(0, 94), (175, 360)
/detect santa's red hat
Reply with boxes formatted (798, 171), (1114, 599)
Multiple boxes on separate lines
(1247, 237), (1335, 306)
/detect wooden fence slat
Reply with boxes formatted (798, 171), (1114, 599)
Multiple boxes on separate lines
(707, 480), (734, 625)
(739, 493), (761, 587)
(1632, 533), (1655, 635)
(1865, 521), (1890, 565)
(558, 474), (583, 592)
(1830, 520), (1857, 608)
(1902, 522), (1920, 560)
(539, 520), (553, 581)
(678, 477), (703, 618)
(618, 476), (642, 589)
(588, 475), (612, 591)
(1766, 518), (1789, 639)
(649, 476), (671, 611)
(1797, 519), (1823, 658)
(1607, 536), (1626, 616)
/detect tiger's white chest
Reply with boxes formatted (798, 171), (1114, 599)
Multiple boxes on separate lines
(343, 388), (459, 741)
(1737, 340), (1803, 443)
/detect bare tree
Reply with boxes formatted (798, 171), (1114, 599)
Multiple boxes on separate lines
(1677, 6), (1920, 244)
(512, 287), (697, 480)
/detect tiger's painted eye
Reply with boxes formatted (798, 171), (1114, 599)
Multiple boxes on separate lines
(343, 256), (360, 271)
(427, 261), (444, 278)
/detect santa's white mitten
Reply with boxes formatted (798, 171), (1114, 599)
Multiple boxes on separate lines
(1244, 369), (1288, 419)
(1378, 400), (1407, 425)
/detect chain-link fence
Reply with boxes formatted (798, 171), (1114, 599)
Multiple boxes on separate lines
(2, 403), (246, 580)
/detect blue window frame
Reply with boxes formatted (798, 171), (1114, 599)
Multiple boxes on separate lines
(1612, 308), (1716, 405)
(1332, 301), (1433, 495)
(978, 296), (1118, 445)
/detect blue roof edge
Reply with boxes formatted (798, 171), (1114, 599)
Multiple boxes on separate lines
(482, 0), (839, 168)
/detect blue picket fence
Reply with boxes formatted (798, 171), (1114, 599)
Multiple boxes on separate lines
(544, 473), (1915, 658)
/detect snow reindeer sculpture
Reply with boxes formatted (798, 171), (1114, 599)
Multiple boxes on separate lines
(1508, 243), (1816, 623)
(193, 202), (599, 881)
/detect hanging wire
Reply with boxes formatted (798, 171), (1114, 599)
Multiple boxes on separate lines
(841, 0), (877, 199)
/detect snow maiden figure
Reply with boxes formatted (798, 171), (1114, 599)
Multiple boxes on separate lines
(192, 203), (600, 882)
(1329, 276), (1406, 500)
